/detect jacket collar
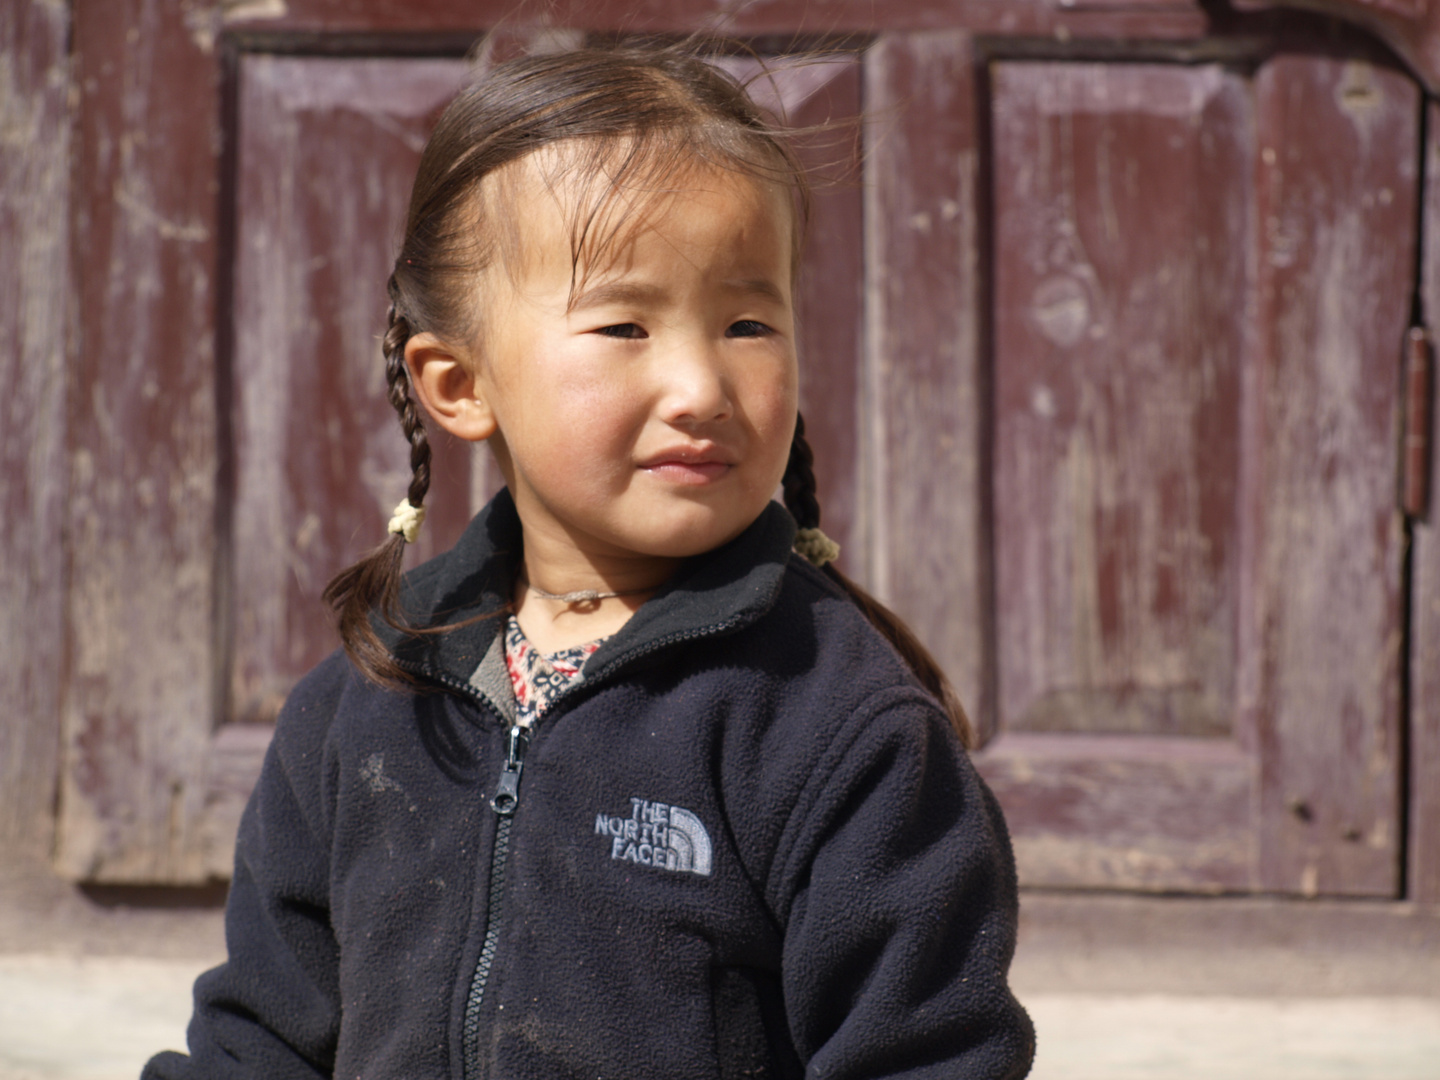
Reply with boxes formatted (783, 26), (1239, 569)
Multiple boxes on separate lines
(381, 489), (798, 700)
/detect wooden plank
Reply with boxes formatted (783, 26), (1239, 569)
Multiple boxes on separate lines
(56, 0), (225, 883)
(863, 31), (993, 739)
(222, 0), (1208, 41)
(1251, 54), (1416, 897)
(0, 0), (70, 860)
(229, 55), (475, 726)
(990, 61), (1251, 741)
(976, 735), (1255, 891)
(1408, 97), (1440, 905)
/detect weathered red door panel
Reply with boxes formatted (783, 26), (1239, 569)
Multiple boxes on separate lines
(982, 59), (1257, 891)
(992, 61), (1248, 744)
(229, 55), (476, 728)
(0, 0), (69, 860)
(863, 31), (996, 741)
(1250, 54), (1415, 896)
(870, 37), (1414, 895)
(57, 0), (227, 882)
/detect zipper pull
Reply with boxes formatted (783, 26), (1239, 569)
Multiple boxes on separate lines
(490, 724), (529, 816)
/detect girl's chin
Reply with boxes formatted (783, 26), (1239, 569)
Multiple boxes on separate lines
(604, 510), (761, 560)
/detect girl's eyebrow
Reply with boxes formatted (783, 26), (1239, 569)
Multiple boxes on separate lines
(570, 281), (666, 312)
(725, 277), (786, 306)
(571, 277), (785, 313)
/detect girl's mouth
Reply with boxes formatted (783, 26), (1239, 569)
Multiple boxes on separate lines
(639, 445), (735, 485)
(641, 460), (732, 485)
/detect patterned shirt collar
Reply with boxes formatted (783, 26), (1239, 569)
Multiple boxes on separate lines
(503, 615), (606, 728)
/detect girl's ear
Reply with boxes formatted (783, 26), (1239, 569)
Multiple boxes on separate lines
(405, 332), (497, 443)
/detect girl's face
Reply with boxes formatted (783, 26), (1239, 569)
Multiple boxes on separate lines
(468, 155), (799, 581)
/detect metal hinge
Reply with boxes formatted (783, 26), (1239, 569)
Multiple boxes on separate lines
(1404, 326), (1433, 519)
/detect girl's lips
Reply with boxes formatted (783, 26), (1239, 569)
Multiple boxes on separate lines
(642, 460), (732, 485)
(638, 444), (736, 485)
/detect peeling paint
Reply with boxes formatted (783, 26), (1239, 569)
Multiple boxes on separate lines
(113, 183), (211, 242)
(1337, 61), (1382, 116)
(1030, 275), (1090, 346)
(1368, 817), (1391, 851)
(184, 4), (221, 54)
(222, 0), (288, 21)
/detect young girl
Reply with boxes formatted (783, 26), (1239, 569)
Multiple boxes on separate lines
(146, 42), (1034, 1080)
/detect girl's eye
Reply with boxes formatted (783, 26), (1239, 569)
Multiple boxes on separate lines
(727, 320), (772, 338)
(595, 323), (646, 339)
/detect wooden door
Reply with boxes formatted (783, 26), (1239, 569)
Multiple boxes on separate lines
(226, 54), (478, 730)
(52, 0), (1433, 900)
(57, 25), (481, 882)
(865, 34), (1419, 897)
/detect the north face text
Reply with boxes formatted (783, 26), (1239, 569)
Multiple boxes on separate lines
(595, 798), (713, 876)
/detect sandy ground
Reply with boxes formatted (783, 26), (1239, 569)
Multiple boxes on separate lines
(2, 856), (1436, 1079)
(1, 952), (1438, 1080)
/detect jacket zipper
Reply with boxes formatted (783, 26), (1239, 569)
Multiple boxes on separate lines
(396, 614), (749, 1079)
(461, 722), (528, 1079)
(390, 662), (519, 1080)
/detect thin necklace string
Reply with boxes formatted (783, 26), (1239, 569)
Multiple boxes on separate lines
(522, 575), (653, 605)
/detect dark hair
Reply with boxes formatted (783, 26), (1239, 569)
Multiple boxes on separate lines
(325, 40), (972, 747)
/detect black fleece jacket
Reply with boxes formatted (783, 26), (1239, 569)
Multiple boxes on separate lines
(145, 492), (1034, 1080)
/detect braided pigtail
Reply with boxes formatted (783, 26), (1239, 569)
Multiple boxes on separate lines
(322, 278), (434, 687)
(784, 415), (974, 747)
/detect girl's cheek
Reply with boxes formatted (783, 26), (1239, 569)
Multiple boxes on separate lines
(761, 379), (800, 426)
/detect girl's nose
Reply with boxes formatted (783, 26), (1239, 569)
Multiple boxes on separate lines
(657, 342), (733, 426)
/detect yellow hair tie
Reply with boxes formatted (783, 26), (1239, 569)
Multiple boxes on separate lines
(794, 527), (840, 568)
(387, 499), (426, 544)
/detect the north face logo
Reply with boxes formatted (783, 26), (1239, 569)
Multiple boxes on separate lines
(595, 798), (713, 876)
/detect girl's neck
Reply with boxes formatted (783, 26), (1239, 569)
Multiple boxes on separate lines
(512, 531), (678, 655)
